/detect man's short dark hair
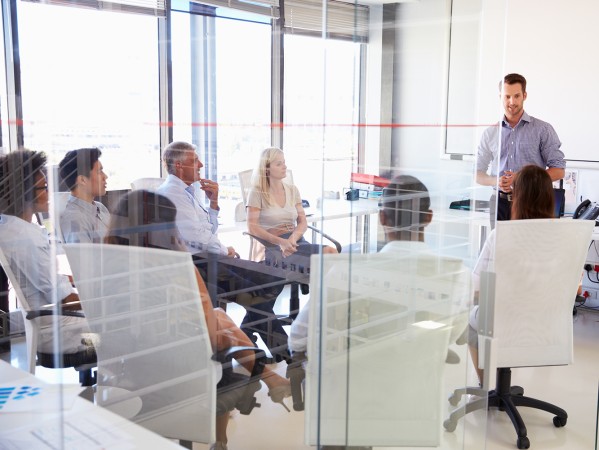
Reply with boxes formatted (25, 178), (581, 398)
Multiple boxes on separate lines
(380, 175), (431, 230)
(58, 148), (102, 191)
(500, 73), (527, 93)
(0, 149), (47, 217)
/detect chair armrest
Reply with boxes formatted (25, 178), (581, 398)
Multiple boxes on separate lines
(214, 346), (268, 415)
(242, 231), (273, 249)
(25, 309), (85, 320)
(214, 346), (267, 379)
(306, 225), (342, 253)
(286, 351), (306, 411)
(244, 228), (342, 254)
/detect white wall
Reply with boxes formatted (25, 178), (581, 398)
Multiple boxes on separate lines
(392, 0), (476, 202)
(389, 0), (599, 275)
(392, 0), (599, 207)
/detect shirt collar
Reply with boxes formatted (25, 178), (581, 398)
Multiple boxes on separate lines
(68, 194), (99, 214)
(502, 110), (530, 128)
(166, 174), (190, 190)
(379, 240), (429, 254)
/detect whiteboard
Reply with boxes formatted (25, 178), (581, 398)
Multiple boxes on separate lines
(446, 0), (599, 163)
(485, 0), (599, 163)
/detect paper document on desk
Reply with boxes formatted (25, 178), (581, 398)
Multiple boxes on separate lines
(0, 415), (134, 450)
(0, 382), (82, 413)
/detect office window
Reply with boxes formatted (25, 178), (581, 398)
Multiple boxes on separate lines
(0, 20), (8, 152)
(17, 1), (160, 189)
(172, 10), (271, 209)
(283, 34), (361, 203)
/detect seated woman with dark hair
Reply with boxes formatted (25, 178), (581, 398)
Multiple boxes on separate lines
(469, 164), (556, 384)
(0, 149), (92, 355)
(105, 190), (291, 450)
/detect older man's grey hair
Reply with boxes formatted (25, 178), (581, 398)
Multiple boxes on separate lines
(163, 141), (197, 174)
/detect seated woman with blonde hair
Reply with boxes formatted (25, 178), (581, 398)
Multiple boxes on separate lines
(246, 147), (338, 269)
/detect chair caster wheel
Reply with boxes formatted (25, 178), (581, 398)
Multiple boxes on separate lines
(517, 436), (530, 449)
(448, 394), (460, 406)
(553, 416), (567, 427)
(443, 419), (457, 432)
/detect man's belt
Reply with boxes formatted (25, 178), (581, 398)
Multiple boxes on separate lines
(497, 191), (512, 202)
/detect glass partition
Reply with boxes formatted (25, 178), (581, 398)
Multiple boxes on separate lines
(11, 0), (583, 448)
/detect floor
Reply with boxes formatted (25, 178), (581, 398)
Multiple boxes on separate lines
(3, 300), (598, 450)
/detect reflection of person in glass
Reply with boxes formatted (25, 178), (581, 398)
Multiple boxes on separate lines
(104, 190), (292, 450)
(246, 147), (338, 268)
(469, 165), (555, 384)
(476, 73), (565, 225)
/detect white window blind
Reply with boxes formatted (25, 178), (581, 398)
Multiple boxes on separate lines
(283, 0), (368, 41)
(187, 0), (278, 18)
(21, 0), (166, 17)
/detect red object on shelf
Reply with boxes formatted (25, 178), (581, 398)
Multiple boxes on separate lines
(351, 173), (390, 188)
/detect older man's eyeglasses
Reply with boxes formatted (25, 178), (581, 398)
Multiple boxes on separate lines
(34, 184), (48, 191)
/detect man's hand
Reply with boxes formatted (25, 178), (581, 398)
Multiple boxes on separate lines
(226, 246), (237, 257)
(199, 178), (220, 209)
(499, 170), (514, 193)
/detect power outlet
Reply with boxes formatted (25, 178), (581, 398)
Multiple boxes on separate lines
(583, 288), (599, 299)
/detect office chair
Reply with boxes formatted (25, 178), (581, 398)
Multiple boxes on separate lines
(444, 219), (595, 449)
(0, 248), (96, 385)
(305, 251), (470, 447)
(65, 243), (265, 447)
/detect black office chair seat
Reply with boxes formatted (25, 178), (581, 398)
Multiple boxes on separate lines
(37, 345), (97, 386)
(214, 346), (267, 415)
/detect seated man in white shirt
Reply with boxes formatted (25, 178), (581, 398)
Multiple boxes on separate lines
(290, 174), (434, 354)
(290, 174), (467, 363)
(58, 148), (111, 243)
(156, 141), (289, 361)
(0, 150), (92, 355)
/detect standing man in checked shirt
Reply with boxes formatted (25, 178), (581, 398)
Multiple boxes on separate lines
(59, 148), (111, 243)
(476, 73), (566, 226)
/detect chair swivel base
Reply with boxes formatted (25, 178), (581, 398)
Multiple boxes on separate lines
(444, 368), (567, 449)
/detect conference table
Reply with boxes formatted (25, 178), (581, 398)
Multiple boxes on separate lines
(0, 359), (182, 449)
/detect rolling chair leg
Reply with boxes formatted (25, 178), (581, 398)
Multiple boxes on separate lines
(290, 283), (300, 320)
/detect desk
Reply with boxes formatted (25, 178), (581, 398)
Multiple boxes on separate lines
(0, 360), (181, 449)
(307, 198), (380, 253)
(443, 208), (491, 253)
